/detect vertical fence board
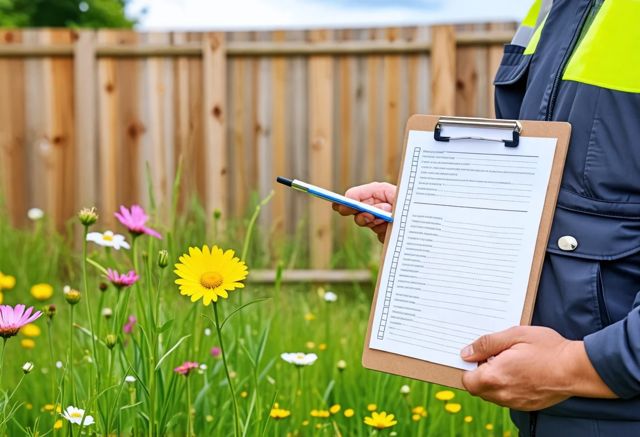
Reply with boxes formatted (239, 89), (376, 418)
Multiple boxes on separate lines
(431, 25), (456, 116)
(308, 29), (334, 269)
(202, 32), (228, 223)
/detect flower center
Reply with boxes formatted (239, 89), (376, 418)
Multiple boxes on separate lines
(70, 412), (82, 418)
(103, 231), (114, 242)
(200, 271), (224, 289)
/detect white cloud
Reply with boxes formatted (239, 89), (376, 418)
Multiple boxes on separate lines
(128, 0), (529, 30)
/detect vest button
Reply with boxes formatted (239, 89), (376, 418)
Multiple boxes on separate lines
(558, 236), (578, 252)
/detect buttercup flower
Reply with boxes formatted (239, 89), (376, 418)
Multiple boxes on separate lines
(0, 305), (42, 339)
(86, 231), (130, 250)
(0, 272), (16, 291)
(107, 269), (139, 290)
(281, 352), (318, 367)
(62, 405), (95, 426)
(367, 404), (377, 412)
(435, 390), (455, 401)
(30, 283), (53, 301)
(53, 419), (63, 430)
(174, 361), (199, 376)
(364, 411), (397, 430)
(310, 409), (330, 418)
(270, 403), (291, 420)
(412, 406), (427, 418)
(174, 245), (248, 305)
(485, 423), (494, 431)
(21, 323), (41, 337)
(27, 208), (44, 221)
(115, 205), (161, 238)
(21, 338), (35, 349)
(464, 415), (473, 423)
(445, 403), (462, 414)
(344, 409), (354, 418)
(329, 404), (341, 414)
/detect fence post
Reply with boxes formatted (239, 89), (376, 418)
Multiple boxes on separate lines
(74, 30), (98, 210)
(308, 29), (334, 269)
(431, 25), (457, 116)
(202, 32), (228, 226)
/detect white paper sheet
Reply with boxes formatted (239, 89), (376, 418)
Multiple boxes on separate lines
(369, 130), (558, 370)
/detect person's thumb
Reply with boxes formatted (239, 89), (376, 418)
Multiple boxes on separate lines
(460, 327), (523, 362)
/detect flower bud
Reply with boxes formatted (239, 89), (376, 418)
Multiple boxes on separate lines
(64, 287), (81, 305)
(400, 384), (411, 395)
(22, 361), (34, 374)
(213, 209), (222, 220)
(158, 250), (169, 268)
(101, 307), (113, 319)
(336, 359), (347, 371)
(78, 207), (98, 226)
(43, 304), (56, 320)
(99, 282), (108, 292)
(105, 334), (118, 349)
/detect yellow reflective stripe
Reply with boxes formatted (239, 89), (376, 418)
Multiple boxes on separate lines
(563, 0), (640, 94)
(523, 14), (547, 55)
(522, 0), (543, 27)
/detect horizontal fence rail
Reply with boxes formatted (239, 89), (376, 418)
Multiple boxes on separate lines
(0, 24), (516, 268)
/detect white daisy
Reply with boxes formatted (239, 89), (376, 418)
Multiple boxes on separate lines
(61, 406), (95, 426)
(281, 352), (318, 367)
(27, 208), (44, 221)
(323, 291), (338, 302)
(86, 231), (130, 250)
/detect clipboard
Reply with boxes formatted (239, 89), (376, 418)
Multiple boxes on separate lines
(362, 115), (571, 390)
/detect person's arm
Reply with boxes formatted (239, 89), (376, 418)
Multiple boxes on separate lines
(332, 182), (396, 243)
(460, 326), (617, 411)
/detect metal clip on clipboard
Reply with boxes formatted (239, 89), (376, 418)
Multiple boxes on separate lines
(434, 116), (523, 147)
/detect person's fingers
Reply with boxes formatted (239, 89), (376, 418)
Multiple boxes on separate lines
(371, 222), (388, 236)
(460, 326), (525, 363)
(334, 204), (359, 216)
(354, 213), (376, 227)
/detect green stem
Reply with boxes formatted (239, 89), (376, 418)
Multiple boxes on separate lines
(213, 303), (240, 437)
(47, 320), (56, 401)
(187, 376), (193, 437)
(0, 338), (6, 390)
(69, 305), (75, 404)
(82, 226), (100, 395)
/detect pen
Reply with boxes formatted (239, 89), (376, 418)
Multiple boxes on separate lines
(276, 176), (394, 223)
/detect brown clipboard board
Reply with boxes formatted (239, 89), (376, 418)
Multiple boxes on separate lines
(362, 114), (572, 390)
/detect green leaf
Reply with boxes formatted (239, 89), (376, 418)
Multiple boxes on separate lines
(86, 257), (108, 276)
(220, 298), (271, 330)
(155, 335), (191, 371)
(157, 319), (174, 334)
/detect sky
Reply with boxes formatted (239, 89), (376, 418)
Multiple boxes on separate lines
(127, 0), (529, 30)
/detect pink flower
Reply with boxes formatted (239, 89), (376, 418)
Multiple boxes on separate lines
(210, 347), (221, 358)
(114, 205), (162, 239)
(174, 361), (199, 376)
(123, 315), (137, 334)
(107, 269), (139, 290)
(0, 304), (42, 339)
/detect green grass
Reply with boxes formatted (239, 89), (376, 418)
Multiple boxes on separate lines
(0, 195), (516, 436)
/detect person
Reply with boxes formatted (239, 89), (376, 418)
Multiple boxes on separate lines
(333, 0), (640, 435)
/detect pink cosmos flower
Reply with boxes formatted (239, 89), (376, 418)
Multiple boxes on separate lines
(123, 315), (137, 334)
(0, 304), (42, 339)
(107, 269), (139, 290)
(174, 361), (199, 376)
(114, 205), (162, 239)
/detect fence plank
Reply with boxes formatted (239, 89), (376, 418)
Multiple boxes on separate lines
(202, 32), (228, 224)
(308, 29), (334, 269)
(431, 25), (456, 116)
(74, 31), (98, 210)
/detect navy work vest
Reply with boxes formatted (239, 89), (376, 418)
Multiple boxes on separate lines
(494, 0), (640, 424)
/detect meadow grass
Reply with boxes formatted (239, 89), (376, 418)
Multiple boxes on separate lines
(0, 194), (517, 436)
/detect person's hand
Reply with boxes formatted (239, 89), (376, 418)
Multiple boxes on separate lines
(332, 182), (396, 243)
(460, 326), (616, 411)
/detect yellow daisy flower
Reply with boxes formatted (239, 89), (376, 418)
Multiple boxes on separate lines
(174, 245), (248, 305)
(0, 272), (16, 291)
(329, 404), (341, 414)
(21, 338), (35, 349)
(464, 415), (473, 423)
(435, 390), (455, 401)
(412, 414), (422, 422)
(344, 408), (354, 418)
(310, 409), (330, 418)
(21, 323), (41, 338)
(412, 406), (427, 417)
(444, 403), (462, 414)
(364, 411), (397, 430)
(31, 283), (53, 301)
(486, 423), (494, 431)
(269, 403), (291, 420)
(53, 419), (63, 430)
(367, 403), (377, 412)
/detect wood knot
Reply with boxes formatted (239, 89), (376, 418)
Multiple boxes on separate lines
(105, 82), (115, 93)
(71, 32), (80, 42)
(311, 138), (325, 151)
(220, 168), (227, 176)
(52, 135), (64, 146)
(212, 105), (223, 120)
(127, 121), (146, 140)
(210, 36), (220, 51)
(3, 33), (14, 43)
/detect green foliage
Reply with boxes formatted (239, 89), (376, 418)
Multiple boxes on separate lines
(0, 0), (138, 29)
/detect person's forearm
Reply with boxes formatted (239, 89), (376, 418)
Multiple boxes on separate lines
(562, 340), (617, 399)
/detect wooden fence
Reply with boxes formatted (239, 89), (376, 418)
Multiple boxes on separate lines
(0, 23), (516, 267)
